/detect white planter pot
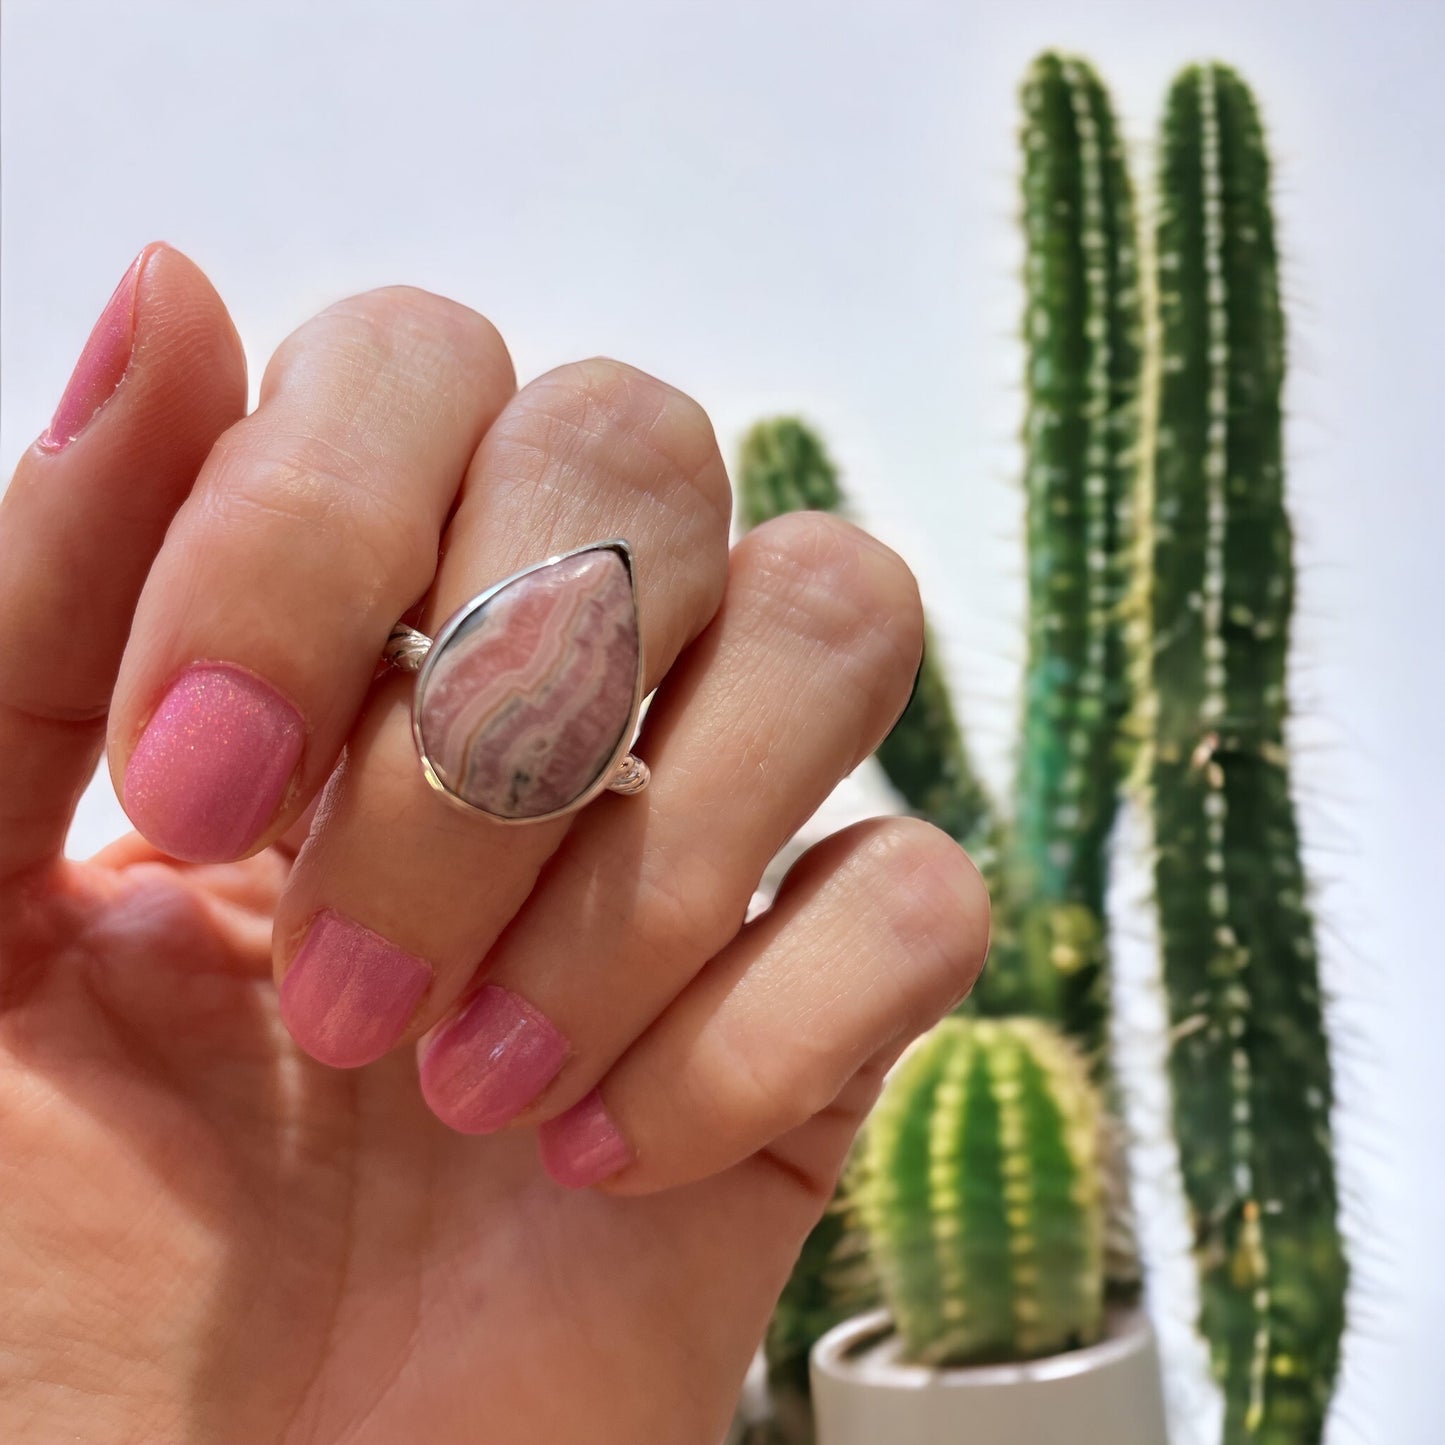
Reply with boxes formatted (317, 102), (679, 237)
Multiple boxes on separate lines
(810, 1305), (1168, 1445)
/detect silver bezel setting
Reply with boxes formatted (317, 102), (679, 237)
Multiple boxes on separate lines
(408, 538), (644, 825)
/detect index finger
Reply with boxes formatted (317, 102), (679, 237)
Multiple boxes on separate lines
(110, 287), (516, 863)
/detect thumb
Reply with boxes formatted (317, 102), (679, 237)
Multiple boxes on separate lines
(0, 243), (248, 884)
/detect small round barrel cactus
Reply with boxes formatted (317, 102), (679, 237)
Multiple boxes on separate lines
(856, 1016), (1105, 1366)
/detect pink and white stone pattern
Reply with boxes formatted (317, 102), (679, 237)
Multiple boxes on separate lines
(417, 548), (639, 819)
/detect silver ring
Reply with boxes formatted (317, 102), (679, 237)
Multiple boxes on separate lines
(384, 538), (649, 823)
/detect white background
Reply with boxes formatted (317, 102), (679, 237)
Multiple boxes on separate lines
(3, 2), (1441, 1440)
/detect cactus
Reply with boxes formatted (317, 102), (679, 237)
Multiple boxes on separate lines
(736, 418), (845, 529)
(874, 626), (1000, 870)
(741, 52), (1347, 1445)
(856, 1017), (1103, 1365)
(736, 57), (1145, 1056)
(993, 53), (1143, 1050)
(1144, 63), (1346, 1442)
(738, 419), (991, 1423)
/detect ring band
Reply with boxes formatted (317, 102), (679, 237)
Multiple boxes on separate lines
(384, 539), (649, 823)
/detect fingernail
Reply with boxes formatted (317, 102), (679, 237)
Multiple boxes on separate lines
(122, 662), (306, 863)
(420, 986), (570, 1134)
(280, 909), (433, 1069)
(39, 246), (149, 452)
(538, 1089), (634, 1189)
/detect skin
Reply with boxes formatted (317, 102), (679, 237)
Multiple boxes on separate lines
(0, 245), (989, 1444)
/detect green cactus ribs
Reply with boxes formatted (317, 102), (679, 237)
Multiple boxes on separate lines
(1148, 62), (1345, 1443)
(737, 417), (844, 530)
(991, 53), (1142, 1049)
(857, 1017), (1104, 1366)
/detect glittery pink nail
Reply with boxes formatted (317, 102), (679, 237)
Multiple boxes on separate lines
(420, 986), (570, 1133)
(39, 247), (149, 453)
(122, 662), (305, 862)
(538, 1089), (634, 1189)
(280, 909), (433, 1069)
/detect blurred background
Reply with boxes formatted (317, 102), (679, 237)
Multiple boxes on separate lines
(3, 1), (1441, 1440)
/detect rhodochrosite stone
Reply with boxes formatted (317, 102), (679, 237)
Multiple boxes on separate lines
(417, 548), (639, 818)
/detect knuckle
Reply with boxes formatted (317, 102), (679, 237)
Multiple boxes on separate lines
(332, 286), (508, 365)
(263, 287), (510, 401)
(203, 424), (437, 590)
(629, 843), (740, 974)
(859, 818), (990, 1010)
(706, 1012), (843, 1139)
(329, 284), (485, 330)
(513, 358), (731, 523)
(736, 513), (925, 683)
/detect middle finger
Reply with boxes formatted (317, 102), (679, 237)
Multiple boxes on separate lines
(274, 359), (732, 1068)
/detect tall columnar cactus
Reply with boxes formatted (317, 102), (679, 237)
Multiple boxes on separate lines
(741, 51), (1347, 1445)
(1146, 63), (1345, 1443)
(997, 53), (1144, 1051)
(737, 418), (846, 529)
(873, 626), (1000, 875)
(856, 1017), (1104, 1365)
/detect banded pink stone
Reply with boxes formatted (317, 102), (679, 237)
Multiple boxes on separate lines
(416, 547), (639, 819)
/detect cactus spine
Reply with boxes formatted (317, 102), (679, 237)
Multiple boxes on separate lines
(993, 53), (1143, 1050)
(857, 1017), (1104, 1365)
(1147, 63), (1345, 1442)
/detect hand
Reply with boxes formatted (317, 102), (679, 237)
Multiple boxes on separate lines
(0, 245), (988, 1445)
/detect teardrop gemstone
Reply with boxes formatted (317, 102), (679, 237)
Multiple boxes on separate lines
(416, 547), (640, 819)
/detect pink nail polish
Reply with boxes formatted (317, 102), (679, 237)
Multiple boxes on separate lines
(39, 247), (149, 452)
(538, 1089), (634, 1189)
(420, 986), (570, 1134)
(122, 662), (306, 863)
(280, 909), (433, 1069)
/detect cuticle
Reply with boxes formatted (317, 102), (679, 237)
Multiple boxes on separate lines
(279, 906), (329, 971)
(38, 245), (152, 454)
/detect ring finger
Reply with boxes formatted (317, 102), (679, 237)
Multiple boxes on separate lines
(417, 510), (927, 1134)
